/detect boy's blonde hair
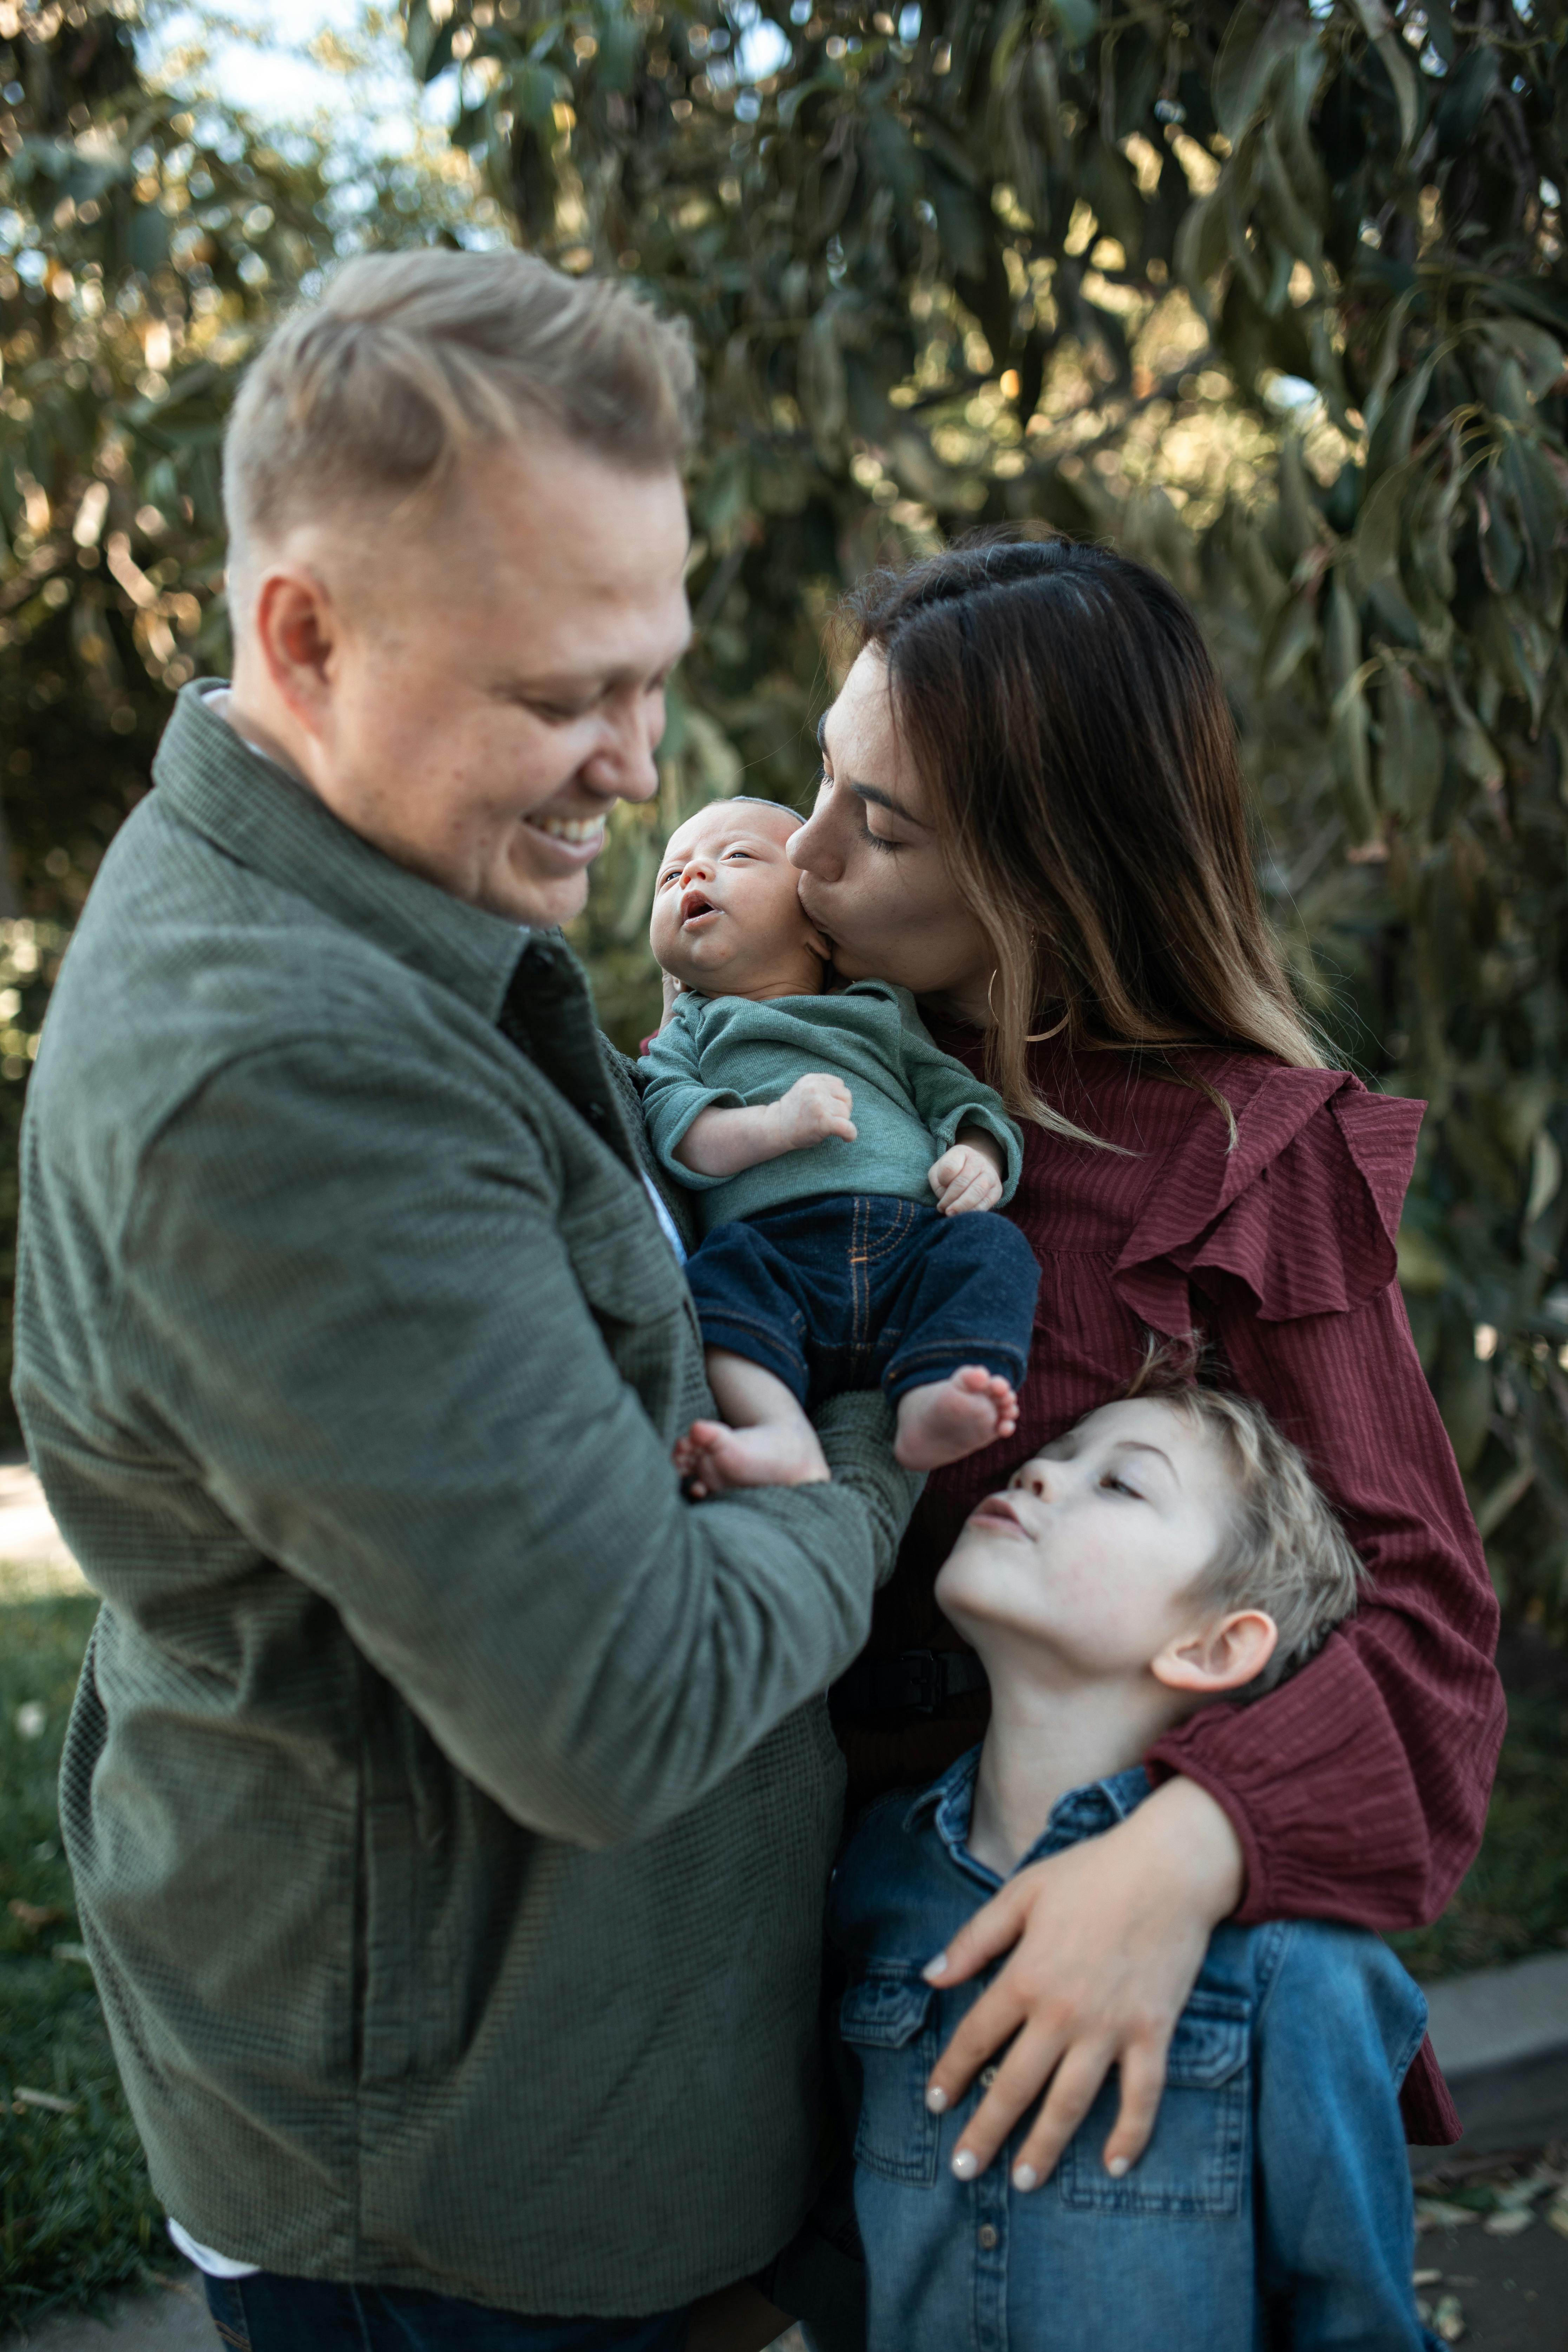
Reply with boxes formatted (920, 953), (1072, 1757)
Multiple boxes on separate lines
(222, 249), (696, 590)
(1127, 1363), (1366, 1696)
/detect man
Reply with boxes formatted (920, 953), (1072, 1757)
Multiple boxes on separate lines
(13, 250), (918, 2351)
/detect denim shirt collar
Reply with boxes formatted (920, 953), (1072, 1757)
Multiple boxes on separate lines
(905, 1748), (1153, 1894)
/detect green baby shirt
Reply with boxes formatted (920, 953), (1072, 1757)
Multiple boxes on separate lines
(643, 979), (1024, 1235)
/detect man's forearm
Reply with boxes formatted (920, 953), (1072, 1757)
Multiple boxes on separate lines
(675, 1101), (788, 1178)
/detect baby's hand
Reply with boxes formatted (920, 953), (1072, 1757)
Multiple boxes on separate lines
(929, 1141), (1003, 1214)
(771, 1072), (857, 1155)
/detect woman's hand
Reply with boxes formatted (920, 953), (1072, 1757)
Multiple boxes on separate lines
(923, 1776), (1245, 2189)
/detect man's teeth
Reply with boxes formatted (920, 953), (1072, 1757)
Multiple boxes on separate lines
(531, 814), (605, 845)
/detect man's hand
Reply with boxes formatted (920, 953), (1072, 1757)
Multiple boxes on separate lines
(676, 1074), (855, 1179)
(921, 1776), (1245, 2190)
(770, 1072), (857, 1155)
(928, 1126), (1004, 1214)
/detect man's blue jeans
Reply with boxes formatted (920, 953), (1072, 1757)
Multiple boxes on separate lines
(201, 2271), (690, 2351)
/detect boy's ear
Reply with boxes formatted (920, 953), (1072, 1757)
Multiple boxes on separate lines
(1151, 1609), (1278, 1697)
(803, 921), (834, 980)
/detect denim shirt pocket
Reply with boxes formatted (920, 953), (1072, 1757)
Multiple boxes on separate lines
(839, 1968), (942, 2185)
(1059, 1990), (1252, 2217)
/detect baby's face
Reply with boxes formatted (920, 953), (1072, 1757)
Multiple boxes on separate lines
(936, 1397), (1234, 1680)
(652, 801), (828, 997)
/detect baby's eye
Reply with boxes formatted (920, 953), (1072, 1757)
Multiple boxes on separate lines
(1100, 1474), (1139, 1499)
(721, 849), (753, 861)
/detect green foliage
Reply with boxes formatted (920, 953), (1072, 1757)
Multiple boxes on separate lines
(7, 0), (1568, 1630)
(1388, 1685), (1568, 1979)
(428, 0), (1568, 1634)
(0, 1590), (171, 2328)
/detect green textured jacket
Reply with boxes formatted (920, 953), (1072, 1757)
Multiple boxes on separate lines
(642, 981), (1024, 1235)
(12, 685), (921, 2317)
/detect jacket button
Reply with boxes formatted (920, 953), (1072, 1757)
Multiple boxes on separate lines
(979, 2065), (998, 2088)
(977, 2223), (999, 2251)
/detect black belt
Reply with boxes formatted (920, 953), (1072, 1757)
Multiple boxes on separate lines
(833, 1648), (989, 1717)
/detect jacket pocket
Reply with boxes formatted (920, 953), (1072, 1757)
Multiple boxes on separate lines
(1059, 1990), (1252, 2216)
(839, 1968), (941, 2185)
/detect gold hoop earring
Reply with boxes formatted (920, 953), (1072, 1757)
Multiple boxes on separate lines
(990, 968), (1070, 1044)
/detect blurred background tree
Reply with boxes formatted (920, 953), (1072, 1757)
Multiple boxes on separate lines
(5, 0), (1568, 1641)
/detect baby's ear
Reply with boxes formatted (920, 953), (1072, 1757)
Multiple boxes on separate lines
(803, 919), (834, 983)
(1151, 1609), (1278, 1697)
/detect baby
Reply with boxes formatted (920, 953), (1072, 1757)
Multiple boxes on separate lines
(817, 1380), (1438, 2352)
(644, 797), (1041, 1488)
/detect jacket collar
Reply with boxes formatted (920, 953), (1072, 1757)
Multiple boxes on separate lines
(152, 681), (529, 1024)
(906, 1747), (1153, 1893)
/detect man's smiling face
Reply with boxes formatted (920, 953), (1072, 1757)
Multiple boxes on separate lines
(651, 799), (831, 1001)
(246, 432), (693, 930)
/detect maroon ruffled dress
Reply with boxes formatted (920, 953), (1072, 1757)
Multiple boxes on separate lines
(837, 1033), (1505, 2146)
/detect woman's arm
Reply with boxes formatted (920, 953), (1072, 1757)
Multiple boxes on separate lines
(1150, 1271), (1503, 1926)
(918, 1271), (1501, 2186)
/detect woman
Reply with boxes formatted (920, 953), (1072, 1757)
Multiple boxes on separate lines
(786, 534), (1502, 2200)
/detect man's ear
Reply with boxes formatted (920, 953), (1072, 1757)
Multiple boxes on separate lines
(251, 564), (342, 744)
(1151, 1609), (1278, 1697)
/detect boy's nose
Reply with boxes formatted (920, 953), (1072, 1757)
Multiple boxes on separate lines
(1011, 1460), (1056, 1501)
(680, 852), (716, 884)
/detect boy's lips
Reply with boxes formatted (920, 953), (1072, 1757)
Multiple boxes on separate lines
(969, 1493), (1026, 1534)
(680, 888), (720, 927)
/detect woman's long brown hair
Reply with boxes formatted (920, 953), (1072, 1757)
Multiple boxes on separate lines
(844, 533), (1324, 1139)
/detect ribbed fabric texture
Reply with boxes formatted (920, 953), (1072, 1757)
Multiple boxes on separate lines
(13, 683), (923, 2315)
(841, 1035), (1504, 2148)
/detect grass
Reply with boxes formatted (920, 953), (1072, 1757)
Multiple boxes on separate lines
(0, 1592), (173, 2332)
(1, 1592), (1566, 2329)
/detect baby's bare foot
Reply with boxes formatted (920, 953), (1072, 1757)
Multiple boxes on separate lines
(894, 1368), (1019, 1470)
(675, 1416), (832, 1497)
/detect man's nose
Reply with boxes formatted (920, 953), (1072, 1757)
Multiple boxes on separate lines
(584, 697), (662, 805)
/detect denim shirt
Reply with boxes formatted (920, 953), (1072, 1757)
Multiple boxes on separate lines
(827, 1750), (1439, 2352)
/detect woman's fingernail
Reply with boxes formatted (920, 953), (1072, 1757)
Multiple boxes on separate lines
(951, 2148), (979, 2181)
(925, 2084), (949, 2113)
(1012, 2163), (1039, 2193)
(1107, 2155), (1130, 2178)
(923, 1951), (949, 1980)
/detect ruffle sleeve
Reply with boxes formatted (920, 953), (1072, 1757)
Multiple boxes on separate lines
(1111, 1068), (1426, 1335)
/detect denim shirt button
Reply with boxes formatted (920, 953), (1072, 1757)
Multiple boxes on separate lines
(979, 2065), (999, 2088)
(977, 2223), (1000, 2251)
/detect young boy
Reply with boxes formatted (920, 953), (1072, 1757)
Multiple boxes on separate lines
(826, 1380), (1440, 2351)
(644, 795), (1041, 1486)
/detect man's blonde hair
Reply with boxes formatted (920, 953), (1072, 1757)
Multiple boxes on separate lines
(1126, 1363), (1366, 1697)
(222, 248), (696, 585)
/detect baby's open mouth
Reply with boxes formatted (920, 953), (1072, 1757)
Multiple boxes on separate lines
(680, 889), (720, 927)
